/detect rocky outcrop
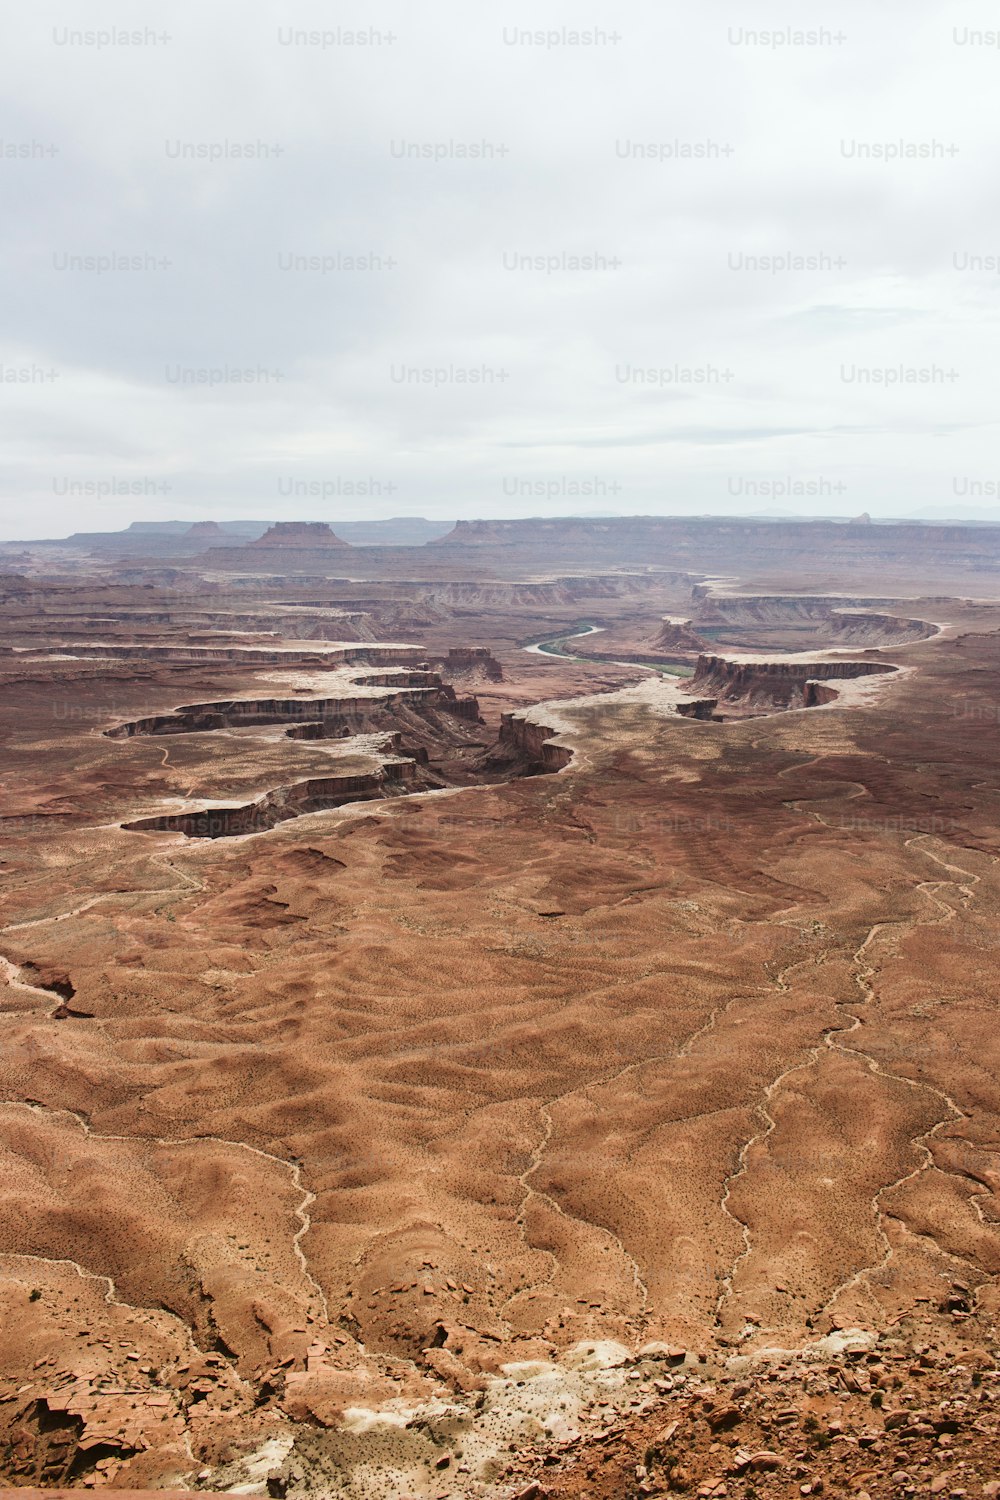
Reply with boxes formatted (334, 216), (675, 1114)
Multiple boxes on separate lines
(650, 619), (710, 652)
(675, 698), (721, 721)
(803, 680), (841, 707)
(436, 647), (504, 681)
(690, 654), (896, 712)
(494, 713), (572, 774)
(438, 693), (483, 721)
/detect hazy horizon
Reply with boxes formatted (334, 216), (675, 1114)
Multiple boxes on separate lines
(10, 504), (1000, 548)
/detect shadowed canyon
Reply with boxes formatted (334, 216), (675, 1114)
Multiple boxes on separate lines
(1, 517), (999, 1499)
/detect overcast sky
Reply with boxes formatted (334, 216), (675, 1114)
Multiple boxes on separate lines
(2, 0), (999, 538)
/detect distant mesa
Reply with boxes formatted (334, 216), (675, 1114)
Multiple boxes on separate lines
(429, 515), (1000, 573)
(197, 518), (352, 572)
(851, 511), (872, 524)
(250, 521), (349, 548)
(184, 520), (226, 538)
(433, 518), (605, 546)
(125, 519), (190, 534)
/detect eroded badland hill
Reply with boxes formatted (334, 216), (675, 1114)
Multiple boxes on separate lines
(1, 518), (999, 1499)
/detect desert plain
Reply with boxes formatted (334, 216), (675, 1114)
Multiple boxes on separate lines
(0, 516), (999, 1498)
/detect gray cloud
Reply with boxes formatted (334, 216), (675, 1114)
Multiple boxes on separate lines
(1, 0), (998, 537)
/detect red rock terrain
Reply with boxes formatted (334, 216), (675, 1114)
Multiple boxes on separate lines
(0, 520), (999, 1497)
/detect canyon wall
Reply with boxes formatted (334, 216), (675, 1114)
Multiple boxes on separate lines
(690, 592), (938, 646)
(104, 684), (478, 738)
(691, 653), (896, 710)
(497, 713), (573, 772)
(123, 761), (420, 839)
